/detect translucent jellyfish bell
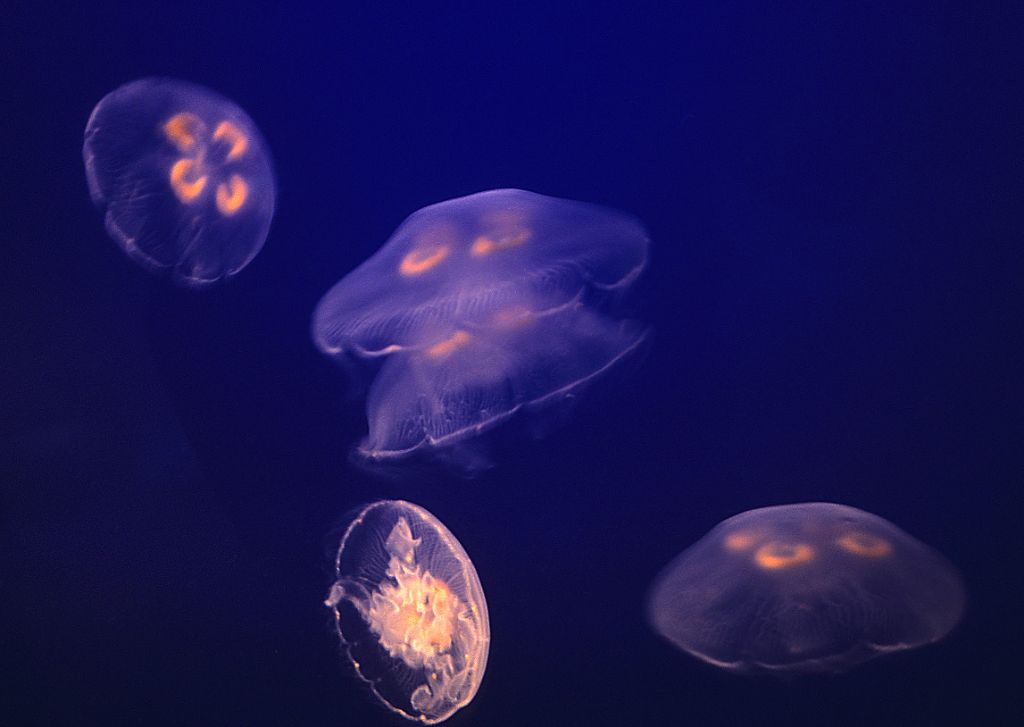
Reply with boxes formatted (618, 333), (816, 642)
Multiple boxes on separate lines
(83, 78), (275, 286)
(326, 500), (489, 724)
(312, 189), (649, 465)
(647, 503), (966, 674)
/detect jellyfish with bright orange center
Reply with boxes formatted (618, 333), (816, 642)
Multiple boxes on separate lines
(326, 500), (489, 724)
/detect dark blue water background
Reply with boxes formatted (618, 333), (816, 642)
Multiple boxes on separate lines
(2, 3), (1019, 725)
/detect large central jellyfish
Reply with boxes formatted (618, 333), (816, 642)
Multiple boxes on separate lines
(647, 503), (966, 674)
(312, 189), (649, 466)
(326, 500), (489, 724)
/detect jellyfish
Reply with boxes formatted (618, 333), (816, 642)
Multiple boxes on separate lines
(83, 78), (275, 286)
(326, 500), (489, 724)
(647, 502), (965, 674)
(312, 188), (649, 466)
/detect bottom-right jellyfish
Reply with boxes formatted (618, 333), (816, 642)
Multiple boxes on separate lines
(647, 502), (966, 674)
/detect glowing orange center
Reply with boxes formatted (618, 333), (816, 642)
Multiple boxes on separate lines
(754, 542), (815, 570)
(400, 245), (450, 276)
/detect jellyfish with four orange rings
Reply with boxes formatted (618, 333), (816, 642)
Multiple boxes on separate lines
(84, 78), (275, 286)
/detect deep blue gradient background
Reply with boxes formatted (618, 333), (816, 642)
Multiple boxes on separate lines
(2, 2), (1020, 725)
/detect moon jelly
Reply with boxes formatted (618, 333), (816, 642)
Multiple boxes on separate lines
(83, 78), (275, 286)
(312, 189), (648, 464)
(326, 500), (489, 724)
(647, 503), (965, 673)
